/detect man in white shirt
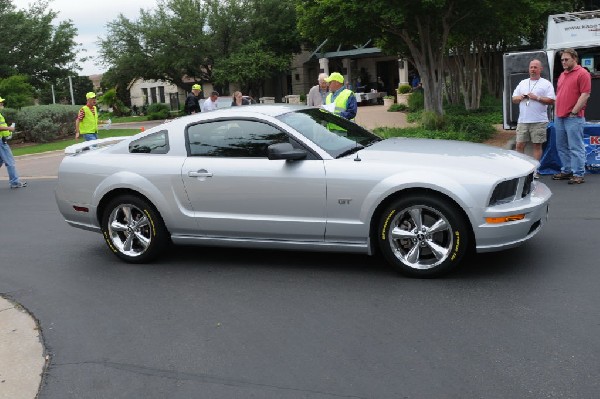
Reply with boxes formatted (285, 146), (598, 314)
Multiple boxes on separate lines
(201, 91), (219, 112)
(307, 73), (328, 107)
(511, 59), (556, 178)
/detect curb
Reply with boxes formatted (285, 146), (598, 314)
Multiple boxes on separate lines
(0, 295), (46, 399)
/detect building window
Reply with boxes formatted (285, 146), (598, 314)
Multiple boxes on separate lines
(150, 87), (157, 104)
(158, 86), (165, 103)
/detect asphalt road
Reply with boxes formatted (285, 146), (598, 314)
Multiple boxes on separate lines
(1, 177), (599, 398)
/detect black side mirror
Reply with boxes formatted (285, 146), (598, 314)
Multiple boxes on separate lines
(267, 143), (307, 161)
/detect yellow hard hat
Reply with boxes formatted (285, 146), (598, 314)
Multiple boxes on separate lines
(86, 92), (96, 99)
(192, 84), (202, 90)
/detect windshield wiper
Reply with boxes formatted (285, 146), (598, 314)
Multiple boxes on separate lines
(336, 145), (365, 159)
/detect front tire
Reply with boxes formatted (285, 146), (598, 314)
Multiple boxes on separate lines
(378, 195), (469, 277)
(101, 195), (168, 263)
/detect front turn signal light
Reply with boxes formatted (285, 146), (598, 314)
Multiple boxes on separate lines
(486, 214), (525, 224)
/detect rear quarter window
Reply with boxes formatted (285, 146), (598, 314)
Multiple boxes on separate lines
(129, 130), (170, 154)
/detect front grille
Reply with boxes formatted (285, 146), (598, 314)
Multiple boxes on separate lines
(489, 178), (518, 206)
(521, 172), (534, 198)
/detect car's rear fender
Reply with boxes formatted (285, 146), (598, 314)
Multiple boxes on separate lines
(93, 171), (198, 235)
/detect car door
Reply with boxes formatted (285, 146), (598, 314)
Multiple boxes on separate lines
(181, 118), (327, 241)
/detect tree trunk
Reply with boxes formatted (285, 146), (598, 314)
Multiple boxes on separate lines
(446, 43), (483, 111)
(398, 14), (450, 116)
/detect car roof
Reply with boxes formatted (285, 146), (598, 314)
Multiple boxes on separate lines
(189, 104), (311, 119)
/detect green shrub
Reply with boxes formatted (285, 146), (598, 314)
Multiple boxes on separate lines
(0, 107), (19, 124)
(388, 103), (408, 112)
(146, 103), (170, 120)
(15, 104), (80, 143)
(445, 114), (496, 142)
(407, 91), (424, 112)
(421, 111), (446, 130)
(397, 84), (412, 94)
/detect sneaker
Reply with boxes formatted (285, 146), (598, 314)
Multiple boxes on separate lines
(10, 181), (27, 189)
(552, 172), (573, 180)
(533, 172), (540, 179)
(567, 176), (585, 185)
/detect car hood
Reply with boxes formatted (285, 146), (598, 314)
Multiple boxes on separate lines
(359, 138), (535, 177)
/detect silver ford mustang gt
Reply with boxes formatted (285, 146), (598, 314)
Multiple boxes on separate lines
(55, 105), (551, 277)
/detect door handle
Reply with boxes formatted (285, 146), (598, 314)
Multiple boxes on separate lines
(188, 169), (213, 178)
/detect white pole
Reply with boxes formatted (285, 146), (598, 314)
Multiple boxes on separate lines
(51, 85), (56, 104)
(68, 76), (75, 105)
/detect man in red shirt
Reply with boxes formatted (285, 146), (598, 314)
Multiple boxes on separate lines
(552, 48), (591, 184)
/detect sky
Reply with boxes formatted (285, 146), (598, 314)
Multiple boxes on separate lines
(12, 0), (158, 76)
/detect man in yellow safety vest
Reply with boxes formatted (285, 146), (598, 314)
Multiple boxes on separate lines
(325, 72), (357, 120)
(75, 92), (99, 141)
(0, 96), (27, 188)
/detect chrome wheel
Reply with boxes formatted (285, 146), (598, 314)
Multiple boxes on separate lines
(107, 203), (152, 258)
(102, 195), (168, 263)
(378, 195), (469, 277)
(388, 205), (453, 270)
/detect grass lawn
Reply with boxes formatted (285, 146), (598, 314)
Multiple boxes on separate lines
(11, 129), (139, 156)
(105, 115), (151, 123)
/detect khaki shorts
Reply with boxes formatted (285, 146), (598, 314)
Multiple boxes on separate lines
(516, 122), (548, 144)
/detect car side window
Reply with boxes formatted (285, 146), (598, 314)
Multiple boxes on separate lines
(129, 130), (169, 154)
(187, 120), (290, 158)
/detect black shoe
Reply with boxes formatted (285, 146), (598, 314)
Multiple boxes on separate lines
(552, 172), (573, 180)
(567, 176), (585, 185)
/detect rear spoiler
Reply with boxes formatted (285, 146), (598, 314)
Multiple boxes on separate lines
(64, 137), (128, 155)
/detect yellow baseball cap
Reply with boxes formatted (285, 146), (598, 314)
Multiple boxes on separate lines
(0, 96), (5, 103)
(192, 84), (202, 90)
(86, 92), (96, 99)
(325, 72), (344, 84)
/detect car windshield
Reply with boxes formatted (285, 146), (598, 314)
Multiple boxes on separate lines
(200, 96), (256, 109)
(276, 109), (382, 158)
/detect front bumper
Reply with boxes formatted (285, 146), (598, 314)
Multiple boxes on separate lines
(475, 181), (551, 252)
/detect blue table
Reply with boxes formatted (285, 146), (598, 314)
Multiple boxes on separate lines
(539, 122), (600, 175)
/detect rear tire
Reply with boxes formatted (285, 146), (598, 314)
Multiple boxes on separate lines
(378, 195), (469, 277)
(101, 195), (168, 263)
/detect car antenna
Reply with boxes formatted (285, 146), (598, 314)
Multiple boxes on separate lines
(354, 138), (361, 162)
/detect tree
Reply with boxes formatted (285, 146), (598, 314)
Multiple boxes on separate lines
(297, 0), (470, 116)
(212, 40), (292, 96)
(446, 0), (583, 109)
(296, 0), (585, 116)
(98, 0), (301, 96)
(98, 88), (128, 116)
(0, 0), (82, 88)
(0, 75), (35, 109)
(36, 76), (93, 105)
(209, 0), (300, 95)
(99, 0), (213, 91)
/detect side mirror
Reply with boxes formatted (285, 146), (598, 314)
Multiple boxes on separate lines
(267, 143), (307, 161)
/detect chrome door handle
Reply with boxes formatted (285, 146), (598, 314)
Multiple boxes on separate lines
(188, 169), (213, 178)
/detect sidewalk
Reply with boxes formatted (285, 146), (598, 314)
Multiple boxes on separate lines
(0, 296), (45, 399)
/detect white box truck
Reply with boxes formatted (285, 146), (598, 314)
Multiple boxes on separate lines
(503, 10), (600, 129)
